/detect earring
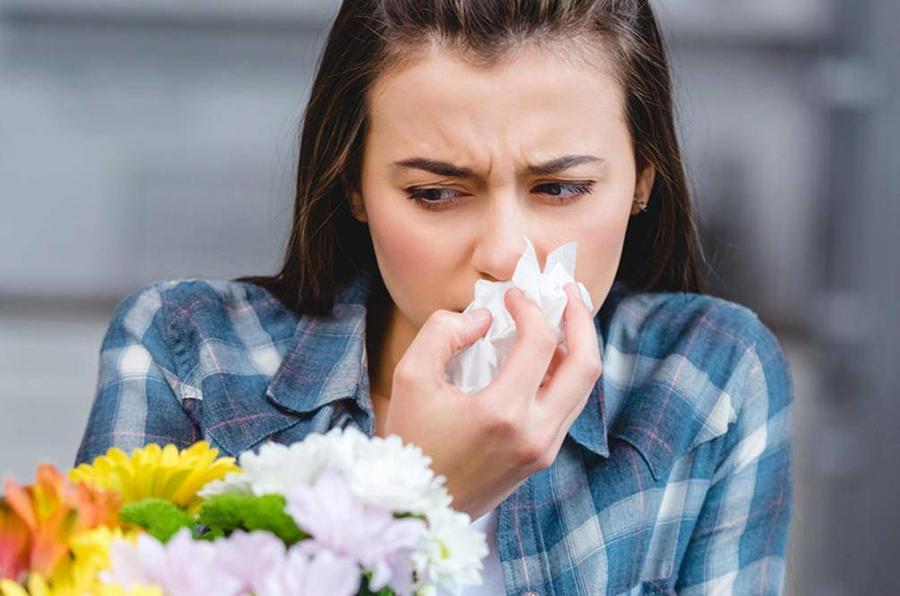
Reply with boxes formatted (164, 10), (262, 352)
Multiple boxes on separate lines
(349, 198), (367, 223)
(633, 197), (649, 213)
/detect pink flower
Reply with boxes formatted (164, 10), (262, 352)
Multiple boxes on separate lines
(286, 465), (428, 595)
(260, 545), (360, 596)
(213, 530), (287, 594)
(104, 465), (430, 595)
(105, 526), (365, 595)
(104, 529), (243, 595)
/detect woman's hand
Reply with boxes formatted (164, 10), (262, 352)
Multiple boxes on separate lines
(382, 282), (602, 520)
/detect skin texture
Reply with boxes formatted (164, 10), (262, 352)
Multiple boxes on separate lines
(350, 42), (655, 422)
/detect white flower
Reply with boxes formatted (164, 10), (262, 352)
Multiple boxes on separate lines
(413, 506), (489, 593)
(202, 426), (449, 517)
(199, 428), (354, 498)
(197, 425), (487, 593)
(342, 431), (452, 518)
(197, 470), (253, 497)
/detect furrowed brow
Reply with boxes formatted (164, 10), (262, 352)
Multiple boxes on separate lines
(392, 154), (604, 178)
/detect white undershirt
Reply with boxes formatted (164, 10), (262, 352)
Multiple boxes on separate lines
(452, 507), (506, 595)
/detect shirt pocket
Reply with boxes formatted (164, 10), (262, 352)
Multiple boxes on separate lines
(606, 380), (736, 482)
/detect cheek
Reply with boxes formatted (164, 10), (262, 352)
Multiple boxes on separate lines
(369, 204), (453, 273)
(366, 198), (460, 321)
(567, 207), (631, 312)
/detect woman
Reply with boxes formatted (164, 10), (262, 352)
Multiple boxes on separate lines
(76, 0), (793, 594)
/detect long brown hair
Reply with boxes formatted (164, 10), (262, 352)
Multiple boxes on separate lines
(235, 0), (706, 316)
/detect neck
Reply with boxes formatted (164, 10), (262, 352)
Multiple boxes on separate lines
(365, 292), (415, 402)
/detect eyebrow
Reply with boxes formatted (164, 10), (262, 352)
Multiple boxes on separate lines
(391, 154), (605, 177)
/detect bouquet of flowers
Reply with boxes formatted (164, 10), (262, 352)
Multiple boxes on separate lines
(0, 427), (488, 596)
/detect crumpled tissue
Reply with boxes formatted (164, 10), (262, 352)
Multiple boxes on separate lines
(445, 236), (593, 394)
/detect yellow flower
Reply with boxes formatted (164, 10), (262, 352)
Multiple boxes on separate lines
(0, 573), (161, 596)
(56, 527), (133, 589)
(69, 442), (239, 513)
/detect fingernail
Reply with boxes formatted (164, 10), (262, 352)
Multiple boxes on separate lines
(468, 308), (491, 324)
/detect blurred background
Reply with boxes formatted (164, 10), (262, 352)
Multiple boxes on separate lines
(0, 0), (897, 593)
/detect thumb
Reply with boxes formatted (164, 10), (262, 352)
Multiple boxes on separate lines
(442, 307), (493, 364)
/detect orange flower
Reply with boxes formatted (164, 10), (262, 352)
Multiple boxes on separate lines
(1, 464), (121, 581)
(0, 501), (30, 583)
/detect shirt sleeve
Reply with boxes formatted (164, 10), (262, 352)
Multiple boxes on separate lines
(74, 282), (199, 466)
(674, 317), (794, 595)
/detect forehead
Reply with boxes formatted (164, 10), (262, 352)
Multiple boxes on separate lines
(366, 43), (626, 147)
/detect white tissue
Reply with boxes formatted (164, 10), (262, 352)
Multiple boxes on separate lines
(445, 236), (594, 394)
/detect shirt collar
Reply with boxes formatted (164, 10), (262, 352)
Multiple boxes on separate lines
(265, 270), (373, 416)
(266, 269), (617, 460)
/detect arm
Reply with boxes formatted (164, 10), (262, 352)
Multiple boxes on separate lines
(74, 282), (199, 466)
(675, 320), (794, 595)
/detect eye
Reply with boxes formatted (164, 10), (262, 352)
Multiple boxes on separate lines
(405, 187), (466, 210)
(532, 182), (594, 204)
(405, 181), (594, 211)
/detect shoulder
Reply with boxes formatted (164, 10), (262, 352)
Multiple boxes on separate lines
(105, 278), (301, 385)
(82, 279), (304, 461)
(600, 289), (792, 479)
(603, 288), (788, 404)
(604, 288), (770, 352)
(115, 277), (287, 320)
(110, 277), (298, 342)
(628, 289), (791, 410)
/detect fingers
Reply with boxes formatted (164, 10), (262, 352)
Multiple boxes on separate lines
(546, 383), (594, 462)
(537, 282), (602, 407)
(400, 307), (493, 383)
(489, 287), (559, 398)
(540, 343), (568, 387)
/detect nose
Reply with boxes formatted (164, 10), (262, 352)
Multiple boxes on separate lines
(471, 191), (535, 282)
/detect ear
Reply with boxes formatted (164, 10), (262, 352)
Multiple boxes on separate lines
(630, 161), (656, 216)
(343, 175), (368, 223)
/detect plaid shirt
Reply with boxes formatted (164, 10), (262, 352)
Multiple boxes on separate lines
(75, 270), (793, 595)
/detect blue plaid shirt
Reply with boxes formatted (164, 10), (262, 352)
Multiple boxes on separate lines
(75, 270), (793, 595)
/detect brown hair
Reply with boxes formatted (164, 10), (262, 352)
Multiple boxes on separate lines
(235, 0), (706, 316)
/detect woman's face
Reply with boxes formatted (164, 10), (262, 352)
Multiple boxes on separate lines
(350, 43), (654, 332)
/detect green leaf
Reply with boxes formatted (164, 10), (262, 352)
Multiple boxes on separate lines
(196, 493), (308, 546)
(358, 569), (397, 596)
(394, 511), (427, 521)
(119, 498), (195, 543)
